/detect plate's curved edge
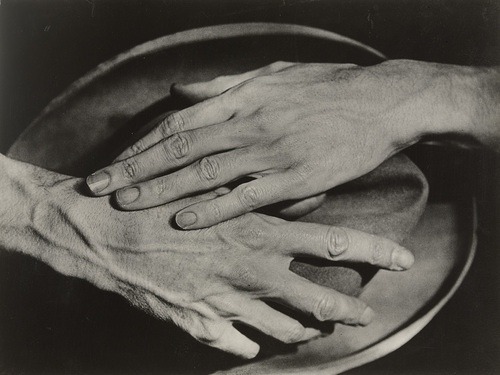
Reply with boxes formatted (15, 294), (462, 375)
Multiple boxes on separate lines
(216, 199), (478, 375)
(7, 22), (385, 157)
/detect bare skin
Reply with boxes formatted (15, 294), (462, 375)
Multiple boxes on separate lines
(0, 153), (414, 358)
(86, 60), (500, 229)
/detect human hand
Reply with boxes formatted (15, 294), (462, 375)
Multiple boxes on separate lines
(85, 60), (440, 228)
(5, 156), (414, 358)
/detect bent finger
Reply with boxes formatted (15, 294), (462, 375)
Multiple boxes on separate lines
(192, 320), (260, 359)
(114, 96), (235, 162)
(175, 172), (299, 229)
(271, 273), (373, 326)
(278, 223), (414, 271)
(213, 295), (321, 344)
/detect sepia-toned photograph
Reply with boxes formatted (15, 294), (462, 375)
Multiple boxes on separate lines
(0, 0), (498, 374)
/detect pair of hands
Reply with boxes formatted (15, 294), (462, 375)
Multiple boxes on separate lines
(81, 61), (425, 357)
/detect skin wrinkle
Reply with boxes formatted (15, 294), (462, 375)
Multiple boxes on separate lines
(122, 158), (139, 180)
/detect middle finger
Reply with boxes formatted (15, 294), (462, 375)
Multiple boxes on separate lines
(87, 121), (245, 196)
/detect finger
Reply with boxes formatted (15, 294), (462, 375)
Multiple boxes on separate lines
(175, 173), (298, 229)
(114, 149), (266, 210)
(238, 300), (321, 344)
(278, 223), (415, 271)
(114, 96), (235, 162)
(264, 194), (326, 220)
(131, 292), (259, 358)
(87, 122), (243, 196)
(272, 273), (374, 326)
(213, 295), (321, 344)
(172, 61), (295, 103)
(192, 320), (260, 359)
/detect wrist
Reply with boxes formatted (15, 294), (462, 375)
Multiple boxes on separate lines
(393, 60), (499, 149)
(369, 60), (443, 153)
(374, 60), (492, 151)
(0, 155), (117, 292)
(456, 66), (500, 150)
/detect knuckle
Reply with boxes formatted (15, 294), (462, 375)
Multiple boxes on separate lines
(230, 82), (254, 101)
(370, 241), (386, 265)
(197, 156), (220, 182)
(212, 75), (227, 84)
(154, 177), (169, 197)
(231, 263), (261, 290)
(236, 185), (261, 210)
(160, 112), (185, 138)
(195, 321), (224, 344)
(129, 139), (145, 156)
(291, 164), (315, 185)
(252, 110), (271, 131)
(163, 133), (190, 160)
(280, 323), (305, 344)
(120, 158), (140, 180)
(314, 294), (338, 322)
(326, 227), (350, 257)
(270, 61), (287, 71)
(235, 215), (272, 251)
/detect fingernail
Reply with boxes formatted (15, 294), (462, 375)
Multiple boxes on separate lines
(214, 186), (231, 196)
(176, 211), (197, 228)
(392, 247), (415, 271)
(116, 187), (140, 205)
(360, 307), (374, 326)
(86, 171), (110, 194)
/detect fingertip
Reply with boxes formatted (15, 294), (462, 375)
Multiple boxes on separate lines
(241, 343), (260, 360)
(359, 307), (375, 326)
(391, 246), (415, 271)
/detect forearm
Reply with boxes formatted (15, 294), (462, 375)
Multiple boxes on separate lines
(387, 60), (500, 151)
(444, 64), (500, 150)
(0, 154), (115, 291)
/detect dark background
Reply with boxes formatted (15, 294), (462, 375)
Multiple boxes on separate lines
(0, 0), (499, 374)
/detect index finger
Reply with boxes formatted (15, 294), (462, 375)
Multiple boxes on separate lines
(114, 94), (235, 162)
